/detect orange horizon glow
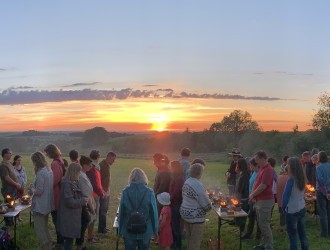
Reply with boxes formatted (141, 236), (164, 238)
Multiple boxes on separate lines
(0, 98), (315, 132)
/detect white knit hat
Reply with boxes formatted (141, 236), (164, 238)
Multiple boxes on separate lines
(157, 192), (171, 206)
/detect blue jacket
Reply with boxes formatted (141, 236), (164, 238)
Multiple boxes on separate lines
(316, 162), (330, 194)
(118, 182), (158, 240)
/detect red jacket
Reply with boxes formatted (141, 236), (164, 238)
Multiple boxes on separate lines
(86, 166), (104, 197)
(51, 157), (64, 210)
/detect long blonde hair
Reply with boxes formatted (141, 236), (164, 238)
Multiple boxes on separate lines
(65, 163), (81, 181)
(31, 152), (49, 172)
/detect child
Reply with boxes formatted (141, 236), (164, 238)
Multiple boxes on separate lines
(157, 192), (173, 250)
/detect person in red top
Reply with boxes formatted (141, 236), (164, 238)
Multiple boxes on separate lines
(44, 143), (65, 245)
(249, 151), (274, 250)
(86, 150), (105, 243)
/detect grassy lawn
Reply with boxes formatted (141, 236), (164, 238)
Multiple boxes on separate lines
(8, 156), (330, 249)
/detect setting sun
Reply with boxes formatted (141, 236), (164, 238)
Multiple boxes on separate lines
(150, 113), (169, 132)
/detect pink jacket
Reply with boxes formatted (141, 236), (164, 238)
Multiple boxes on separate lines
(51, 157), (64, 210)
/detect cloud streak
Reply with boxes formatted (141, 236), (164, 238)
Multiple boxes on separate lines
(62, 82), (100, 87)
(0, 88), (285, 105)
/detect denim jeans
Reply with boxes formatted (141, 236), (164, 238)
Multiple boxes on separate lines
(279, 207), (286, 227)
(245, 201), (261, 238)
(63, 237), (73, 250)
(124, 238), (150, 250)
(98, 195), (110, 233)
(76, 205), (91, 246)
(316, 191), (330, 237)
(286, 207), (308, 250)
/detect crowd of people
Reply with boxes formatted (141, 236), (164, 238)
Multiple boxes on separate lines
(226, 148), (330, 250)
(0, 145), (116, 250)
(0, 144), (329, 250)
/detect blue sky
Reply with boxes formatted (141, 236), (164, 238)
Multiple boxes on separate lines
(0, 1), (329, 131)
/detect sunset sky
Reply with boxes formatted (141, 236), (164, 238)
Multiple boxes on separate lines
(1, 1), (330, 132)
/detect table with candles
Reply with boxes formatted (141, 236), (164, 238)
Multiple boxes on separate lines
(206, 189), (248, 250)
(0, 195), (32, 249)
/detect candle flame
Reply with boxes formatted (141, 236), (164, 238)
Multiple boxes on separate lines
(231, 198), (239, 205)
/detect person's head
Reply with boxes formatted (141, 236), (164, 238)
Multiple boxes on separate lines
(311, 154), (319, 165)
(79, 155), (93, 172)
(89, 150), (100, 161)
(302, 151), (311, 163)
(237, 158), (249, 173)
(105, 152), (116, 165)
(1, 148), (12, 161)
(44, 144), (61, 159)
(267, 158), (276, 168)
(128, 168), (149, 185)
(189, 163), (204, 179)
(66, 163), (81, 181)
(283, 155), (289, 164)
(157, 192), (171, 206)
(153, 153), (166, 169)
(69, 150), (79, 162)
(311, 148), (319, 156)
(254, 150), (268, 168)
(13, 155), (22, 166)
(31, 151), (48, 173)
(229, 148), (242, 161)
(191, 158), (206, 166)
(318, 151), (328, 163)
(249, 158), (258, 171)
(170, 161), (183, 176)
(287, 157), (306, 191)
(181, 148), (191, 158)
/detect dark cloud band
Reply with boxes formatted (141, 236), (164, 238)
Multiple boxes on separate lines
(0, 88), (283, 105)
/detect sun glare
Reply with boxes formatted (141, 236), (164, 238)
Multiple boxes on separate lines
(150, 113), (169, 132)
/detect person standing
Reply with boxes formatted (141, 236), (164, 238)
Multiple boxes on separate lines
(180, 163), (212, 250)
(179, 148), (191, 181)
(226, 148), (242, 197)
(282, 157), (308, 250)
(98, 151), (116, 233)
(0, 148), (22, 226)
(13, 155), (27, 197)
(44, 143), (65, 245)
(276, 165), (289, 231)
(249, 151), (274, 250)
(29, 152), (54, 250)
(58, 163), (88, 250)
(118, 168), (158, 250)
(169, 161), (185, 249)
(315, 151), (330, 237)
(153, 153), (171, 216)
(157, 192), (173, 250)
(242, 158), (261, 240)
(76, 156), (95, 249)
(86, 150), (105, 242)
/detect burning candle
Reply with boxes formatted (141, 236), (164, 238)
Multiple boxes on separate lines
(231, 198), (239, 206)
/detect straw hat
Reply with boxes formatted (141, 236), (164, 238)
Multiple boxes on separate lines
(228, 148), (242, 156)
(157, 192), (171, 206)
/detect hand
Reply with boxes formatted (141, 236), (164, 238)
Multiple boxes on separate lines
(16, 183), (22, 190)
(225, 172), (230, 178)
(248, 194), (254, 203)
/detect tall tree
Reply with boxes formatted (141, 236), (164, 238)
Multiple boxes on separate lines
(210, 110), (260, 133)
(312, 92), (330, 131)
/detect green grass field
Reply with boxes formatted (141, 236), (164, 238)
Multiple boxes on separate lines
(9, 156), (330, 249)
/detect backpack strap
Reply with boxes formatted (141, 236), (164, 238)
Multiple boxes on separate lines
(127, 188), (148, 211)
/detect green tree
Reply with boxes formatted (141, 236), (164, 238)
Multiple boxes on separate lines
(82, 127), (109, 148)
(210, 110), (260, 133)
(312, 92), (330, 131)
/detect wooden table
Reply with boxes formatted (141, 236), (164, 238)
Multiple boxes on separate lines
(305, 194), (317, 216)
(0, 203), (31, 249)
(213, 206), (248, 250)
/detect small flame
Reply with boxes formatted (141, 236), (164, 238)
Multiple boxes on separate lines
(220, 201), (227, 207)
(231, 198), (239, 205)
(6, 195), (11, 199)
(306, 184), (315, 192)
